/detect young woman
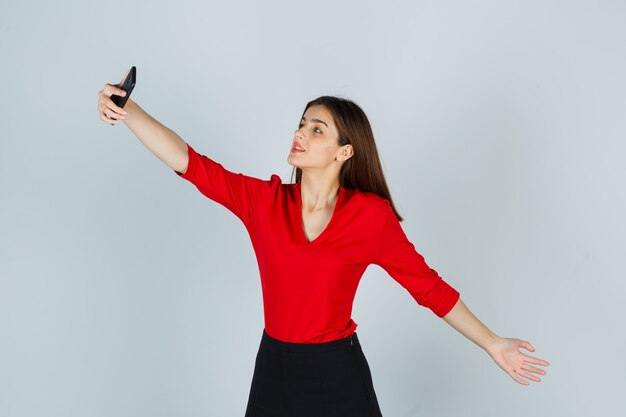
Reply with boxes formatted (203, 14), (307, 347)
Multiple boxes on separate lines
(98, 83), (549, 417)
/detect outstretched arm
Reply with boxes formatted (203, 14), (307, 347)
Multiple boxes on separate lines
(122, 98), (189, 173)
(97, 81), (189, 173)
(442, 298), (550, 385)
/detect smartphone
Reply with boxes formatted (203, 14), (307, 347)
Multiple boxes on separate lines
(111, 66), (136, 109)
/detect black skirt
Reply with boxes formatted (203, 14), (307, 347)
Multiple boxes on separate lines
(244, 329), (384, 417)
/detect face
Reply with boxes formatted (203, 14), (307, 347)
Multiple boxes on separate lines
(287, 104), (352, 171)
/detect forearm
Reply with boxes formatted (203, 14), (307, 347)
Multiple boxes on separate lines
(442, 297), (501, 353)
(122, 98), (189, 173)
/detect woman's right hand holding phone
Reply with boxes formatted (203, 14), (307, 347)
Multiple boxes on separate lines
(96, 74), (188, 172)
(97, 83), (128, 126)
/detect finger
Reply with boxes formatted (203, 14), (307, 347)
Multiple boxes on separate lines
(100, 112), (118, 125)
(522, 354), (550, 367)
(99, 87), (128, 113)
(102, 103), (126, 121)
(521, 340), (535, 352)
(98, 88), (127, 120)
(106, 99), (127, 117)
(101, 107), (122, 125)
(508, 370), (529, 386)
(517, 368), (541, 383)
(102, 107), (119, 121)
(105, 83), (127, 98)
(522, 363), (546, 375)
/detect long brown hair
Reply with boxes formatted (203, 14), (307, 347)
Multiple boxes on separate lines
(290, 95), (404, 222)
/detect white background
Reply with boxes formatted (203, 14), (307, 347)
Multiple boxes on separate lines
(2, 1), (624, 416)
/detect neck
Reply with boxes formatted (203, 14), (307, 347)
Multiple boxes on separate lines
(299, 173), (340, 212)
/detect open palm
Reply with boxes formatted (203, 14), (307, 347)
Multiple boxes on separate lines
(487, 337), (550, 385)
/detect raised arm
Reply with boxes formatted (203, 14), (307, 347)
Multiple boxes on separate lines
(97, 79), (280, 227)
(97, 83), (189, 174)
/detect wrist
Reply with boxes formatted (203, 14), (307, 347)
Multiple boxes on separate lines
(484, 333), (503, 355)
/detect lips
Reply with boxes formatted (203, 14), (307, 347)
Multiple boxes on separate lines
(292, 143), (305, 152)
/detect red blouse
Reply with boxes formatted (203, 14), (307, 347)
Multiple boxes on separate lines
(174, 143), (460, 343)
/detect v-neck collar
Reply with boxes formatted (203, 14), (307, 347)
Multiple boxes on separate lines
(295, 182), (345, 245)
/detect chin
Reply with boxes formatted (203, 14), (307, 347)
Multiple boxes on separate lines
(286, 156), (297, 168)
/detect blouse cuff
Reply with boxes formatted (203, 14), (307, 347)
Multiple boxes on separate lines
(174, 143), (196, 179)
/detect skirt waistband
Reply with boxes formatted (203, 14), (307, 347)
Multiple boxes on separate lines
(261, 329), (360, 353)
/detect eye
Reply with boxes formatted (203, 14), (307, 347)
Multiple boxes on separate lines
(297, 122), (323, 134)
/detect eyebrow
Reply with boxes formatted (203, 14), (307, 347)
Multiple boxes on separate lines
(300, 116), (328, 128)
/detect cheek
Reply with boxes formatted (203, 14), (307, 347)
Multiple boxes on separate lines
(322, 143), (339, 158)
(317, 139), (335, 152)
(309, 144), (335, 159)
(307, 140), (338, 160)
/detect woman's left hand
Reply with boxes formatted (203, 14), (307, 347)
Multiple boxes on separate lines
(486, 337), (550, 385)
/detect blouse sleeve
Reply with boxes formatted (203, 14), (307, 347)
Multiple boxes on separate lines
(374, 200), (460, 317)
(173, 143), (280, 226)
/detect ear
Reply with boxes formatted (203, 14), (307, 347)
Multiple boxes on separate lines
(336, 144), (353, 162)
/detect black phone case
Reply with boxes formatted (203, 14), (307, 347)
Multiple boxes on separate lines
(111, 66), (136, 109)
